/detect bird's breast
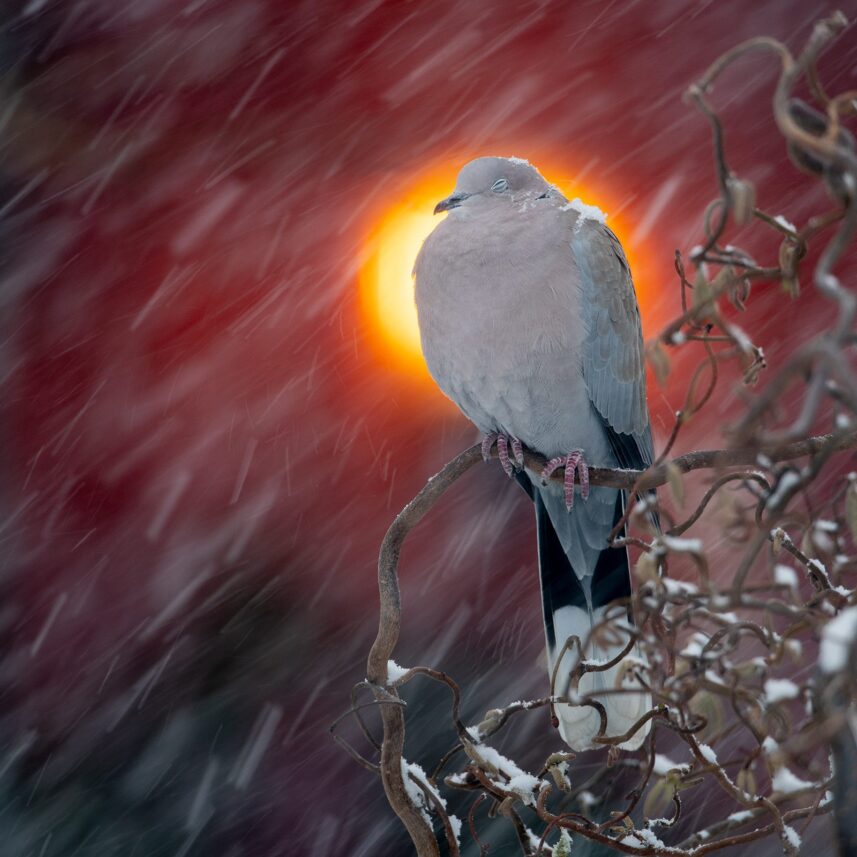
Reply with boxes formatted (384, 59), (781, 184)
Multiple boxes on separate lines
(414, 207), (590, 451)
(416, 210), (575, 347)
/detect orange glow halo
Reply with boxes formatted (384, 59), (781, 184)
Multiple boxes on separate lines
(359, 158), (654, 383)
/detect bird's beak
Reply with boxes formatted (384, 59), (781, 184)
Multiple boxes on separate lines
(434, 192), (470, 214)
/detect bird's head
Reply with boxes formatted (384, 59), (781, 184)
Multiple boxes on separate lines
(433, 156), (558, 215)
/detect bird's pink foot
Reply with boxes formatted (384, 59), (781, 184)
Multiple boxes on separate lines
(481, 432), (524, 476)
(540, 451), (590, 510)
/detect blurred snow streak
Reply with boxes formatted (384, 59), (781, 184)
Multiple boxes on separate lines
(0, 1), (852, 855)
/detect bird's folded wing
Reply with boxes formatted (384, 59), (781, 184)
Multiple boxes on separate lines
(570, 221), (653, 467)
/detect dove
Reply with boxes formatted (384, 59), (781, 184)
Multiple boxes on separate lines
(413, 156), (653, 751)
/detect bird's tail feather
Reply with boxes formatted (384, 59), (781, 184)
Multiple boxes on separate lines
(534, 487), (651, 751)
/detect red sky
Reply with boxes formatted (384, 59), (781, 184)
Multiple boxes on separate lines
(1, 1), (855, 854)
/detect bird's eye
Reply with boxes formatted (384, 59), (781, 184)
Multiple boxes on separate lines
(491, 178), (509, 193)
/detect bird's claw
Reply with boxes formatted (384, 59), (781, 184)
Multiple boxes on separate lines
(481, 432), (496, 462)
(481, 432), (524, 476)
(541, 451), (590, 510)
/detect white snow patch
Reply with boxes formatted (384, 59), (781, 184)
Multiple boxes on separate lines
(524, 827), (541, 849)
(767, 471), (801, 509)
(401, 759), (458, 841)
(620, 830), (667, 849)
(387, 660), (410, 683)
(635, 829), (666, 848)
(663, 578), (699, 596)
(764, 678), (800, 703)
(401, 759), (432, 825)
(562, 198), (607, 228)
(809, 557), (830, 583)
(680, 632), (711, 659)
(660, 535), (704, 553)
(697, 743), (718, 764)
(783, 824), (801, 849)
(772, 767), (814, 794)
(814, 531), (836, 554)
(449, 815), (462, 845)
(820, 606), (857, 673)
(728, 810), (754, 824)
(506, 772), (542, 802)
(634, 493), (659, 514)
(471, 743), (542, 805)
(773, 214), (797, 232)
(774, 564), (798, 588)
(653, 754), (689, 776)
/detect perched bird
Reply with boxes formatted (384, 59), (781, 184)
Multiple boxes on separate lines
(413, 156), (653, 751)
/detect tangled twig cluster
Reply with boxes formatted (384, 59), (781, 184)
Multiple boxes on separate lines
(337, 12), (857, 856)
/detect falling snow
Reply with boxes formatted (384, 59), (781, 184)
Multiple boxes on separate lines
(0, 1), (852, 855)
